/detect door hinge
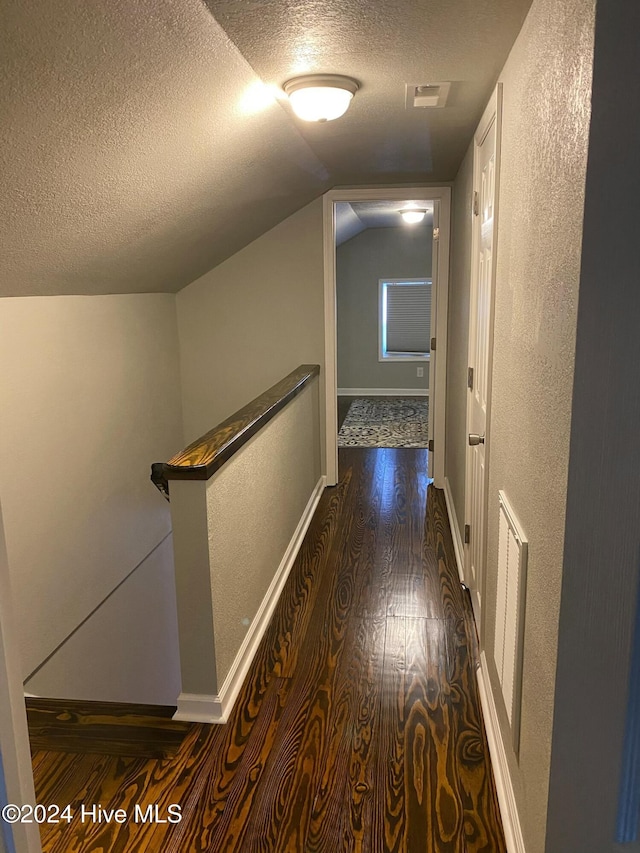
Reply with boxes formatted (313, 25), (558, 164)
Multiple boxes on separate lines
(433, 226), (440, 241)
(467, 366), (474, 390)
(473, 191), (479, 216)
(430, 336), (437, 351)
(464, 523), (471, 544)
(428, 439), (434, 452)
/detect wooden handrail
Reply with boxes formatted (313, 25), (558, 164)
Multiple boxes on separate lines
(163, 364), (320, 481)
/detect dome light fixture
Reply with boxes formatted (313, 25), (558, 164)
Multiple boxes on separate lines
(400, 208), (427, 224)
(283, 74), (359, 122)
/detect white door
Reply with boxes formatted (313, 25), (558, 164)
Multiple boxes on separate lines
(464, 87), (502, 628)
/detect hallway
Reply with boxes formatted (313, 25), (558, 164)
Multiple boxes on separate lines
(32, 448), (505, 852)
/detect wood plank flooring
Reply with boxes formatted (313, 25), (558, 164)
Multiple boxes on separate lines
(26, 699), (191, 760)
(31, 448), (505, 852)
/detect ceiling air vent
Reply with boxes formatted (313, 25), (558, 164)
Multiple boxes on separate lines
(406, 82), (451, 109)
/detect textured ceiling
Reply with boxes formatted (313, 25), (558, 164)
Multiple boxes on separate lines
(335, 201), (434, 245)
(0, 0), (532, 295)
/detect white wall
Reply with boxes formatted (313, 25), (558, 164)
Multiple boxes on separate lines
(0, 295), (184, 703)
(336, 224), (432, 393)
(445, 0), (595, 850)
(169, 378), (322, 721)
(176, 198), (326, 456)
(24, 536), (180, 705)
(206, 378), (321, 686)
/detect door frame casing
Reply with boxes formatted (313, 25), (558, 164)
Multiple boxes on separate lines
(0, 500), (42, 853)
(322, 186), (452, 486)
(464, 85), (503, 640)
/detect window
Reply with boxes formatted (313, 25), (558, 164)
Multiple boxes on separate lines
(379, 278), (432, 361)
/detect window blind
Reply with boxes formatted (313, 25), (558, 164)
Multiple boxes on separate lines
(385, 281), (431, 354)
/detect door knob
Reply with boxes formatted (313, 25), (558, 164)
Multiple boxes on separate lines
(468, 433), (485, 446)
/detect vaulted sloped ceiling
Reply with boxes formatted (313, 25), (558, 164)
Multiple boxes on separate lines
(336, 201), (435, 245)
(0, 0), (531, 296)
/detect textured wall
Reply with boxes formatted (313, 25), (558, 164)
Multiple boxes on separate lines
(206, 379), (321, 686)
(337, 225), (432, 391)
(446, 145), (474, 532)
(545, 3), (640, 850)
(24, 536), (181, 705)
(0, 295), (184, 679)
(482, 1), (596, 851)
(176, 198), (326, 459)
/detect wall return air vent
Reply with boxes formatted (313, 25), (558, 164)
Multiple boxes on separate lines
(494, 490), (528, 755)
(405, 82), (451, 109)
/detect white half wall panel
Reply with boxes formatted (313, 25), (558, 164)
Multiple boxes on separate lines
(24, 536), (181, 705)
(0, 294), (184, 680)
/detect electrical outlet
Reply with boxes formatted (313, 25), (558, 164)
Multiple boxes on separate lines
(417, 367), (424, 378)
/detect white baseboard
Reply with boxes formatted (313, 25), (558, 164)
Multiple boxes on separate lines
(444, 477), (524, 851)
(337, 387), (429, 397)
(477, 652), (526, 853)
(443, 476), (481, 624)
(443, 476), (465, 584)
(469, 587), (482, 631)
(174, 475), (326, 725)
(174, 692), (222, 723)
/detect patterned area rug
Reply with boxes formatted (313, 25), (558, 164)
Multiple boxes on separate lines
(338, 397), (429, 448)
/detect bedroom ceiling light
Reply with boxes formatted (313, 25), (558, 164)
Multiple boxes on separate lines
(283, 75), (359, 122)
(400, 208), (427, 224)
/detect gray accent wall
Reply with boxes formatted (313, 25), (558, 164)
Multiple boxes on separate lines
(0, 679), (16, 853)
(486, 4), (594, 850)
(445, 0), (595, 850)
(0, 754), (15, 853)
(336, 224), (432, 392)
(0, 801), (8, 853)
(546, 3), (640, 850)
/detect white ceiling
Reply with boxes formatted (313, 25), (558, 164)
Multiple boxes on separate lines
(0, 0), (532, 296)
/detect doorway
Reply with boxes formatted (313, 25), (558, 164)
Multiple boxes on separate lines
(323, 187), (451, 487)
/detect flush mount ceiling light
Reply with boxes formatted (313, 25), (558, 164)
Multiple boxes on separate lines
(283, 75), (359, 122)
(400, 208), (427, 224)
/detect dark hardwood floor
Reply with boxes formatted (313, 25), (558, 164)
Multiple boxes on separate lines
(26, 699), (191, 760)
(31, 448), (505, 852)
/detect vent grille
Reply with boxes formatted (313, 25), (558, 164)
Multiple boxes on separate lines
(405, 82), (451, 109)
